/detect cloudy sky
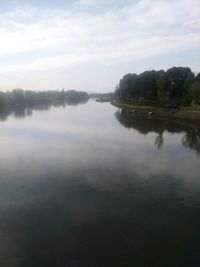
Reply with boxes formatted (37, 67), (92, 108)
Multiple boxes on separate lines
(0, 0), (199, 92)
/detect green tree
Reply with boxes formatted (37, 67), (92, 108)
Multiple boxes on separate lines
(156, 70), (167, 102)
(189, 81), (200, 105)
(116, 73), (138, 100)
(134, 71), (158, 100)
(195, 73), (200, 82)
(166, 67), (195, 102)
(12, 89), (25, 105)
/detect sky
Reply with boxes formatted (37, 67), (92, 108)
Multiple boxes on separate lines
(0, 0), (199, 92)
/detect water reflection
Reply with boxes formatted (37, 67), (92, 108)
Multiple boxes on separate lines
(182, 128), (200, 154)
(0, 98), (88, 121)
(2, 171), (200, 267)
(115, 109), (200, 155)
(0, 101), (200, 267)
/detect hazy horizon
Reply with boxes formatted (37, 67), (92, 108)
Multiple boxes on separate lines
(0, 0), (199, 92)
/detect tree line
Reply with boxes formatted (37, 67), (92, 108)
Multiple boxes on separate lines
(0, 89), (89, 121)
(115, 67), (200, 107)
(0, 89), (89, 109)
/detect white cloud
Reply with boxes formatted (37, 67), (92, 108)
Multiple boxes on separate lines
(0, 0), (199, 90)
(0, 33), (199, 74)
(79, 0), (95, 5)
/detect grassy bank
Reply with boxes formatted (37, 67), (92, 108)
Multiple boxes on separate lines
(111, 99), (200, 124)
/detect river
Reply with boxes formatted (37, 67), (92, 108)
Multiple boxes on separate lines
(0, 100), (200, 267)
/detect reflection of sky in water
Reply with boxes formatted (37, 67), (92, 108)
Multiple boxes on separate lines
(0, 100), (199, 183)
(0, 100), (200, 266)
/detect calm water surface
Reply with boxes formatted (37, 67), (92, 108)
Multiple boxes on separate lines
(0, 100), (200, 267)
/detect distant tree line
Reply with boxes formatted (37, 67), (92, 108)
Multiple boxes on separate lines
(0, 89), (89, 121)
(0, 89), (89, 109)
(89, 92), (114, 103)
(89, 92), (114, 99)
(115, 67), (200, 107)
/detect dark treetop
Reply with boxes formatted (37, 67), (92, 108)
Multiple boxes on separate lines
(115, 67), (200, 107)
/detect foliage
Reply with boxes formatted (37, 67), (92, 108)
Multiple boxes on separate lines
(115, 66), (198, 106)
(189, 81), (200, 104)
(0, 89), (89, 120)
(195, 72), (200, 82)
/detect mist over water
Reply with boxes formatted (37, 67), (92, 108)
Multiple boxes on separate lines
(0, 100), (200, 267)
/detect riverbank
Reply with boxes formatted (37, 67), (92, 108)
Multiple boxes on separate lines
(111, 99), (200, 124)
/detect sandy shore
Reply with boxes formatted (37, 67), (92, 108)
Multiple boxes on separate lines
(111, 100), (200, 124)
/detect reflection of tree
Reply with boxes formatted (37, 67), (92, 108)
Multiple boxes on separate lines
(115, 109), (187, 134)
(0, 108), (11, 121)
(182, 128), (200, 155)
(26, 108), (32, 116)
(155, 132), (164, 150)
(115, 109), (167, 150)
(115, 109), (200, 154)
(14, 106), (26, 119)
(0, 92), (89, 122)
